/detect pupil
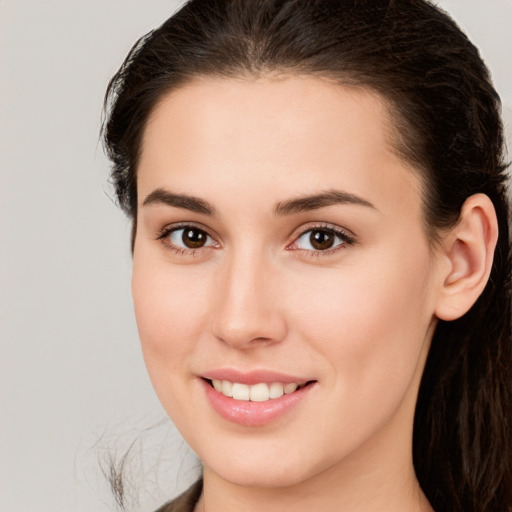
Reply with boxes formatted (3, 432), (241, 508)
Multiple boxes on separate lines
(183, 228), (206, 248)
(310, 230), (334, 250)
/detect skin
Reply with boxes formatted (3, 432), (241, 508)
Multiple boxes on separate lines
(131, 76), (487, 512)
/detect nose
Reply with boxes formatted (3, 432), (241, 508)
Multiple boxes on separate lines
(211, 249), (288, 350)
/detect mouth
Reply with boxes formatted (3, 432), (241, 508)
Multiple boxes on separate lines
(200, 373), (317, 426)
(203, 378), (316, 402)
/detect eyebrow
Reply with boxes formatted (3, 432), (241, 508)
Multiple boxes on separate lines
(274, 190), (376, 216)
(142, 187), (375, 217)
(142, 188), (217, 215)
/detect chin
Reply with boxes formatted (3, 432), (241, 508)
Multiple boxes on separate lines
(213, 462), (311, 489)
(199, 437), (330, 490)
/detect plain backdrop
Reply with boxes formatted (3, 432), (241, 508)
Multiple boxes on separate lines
(0, 1), (511, 511)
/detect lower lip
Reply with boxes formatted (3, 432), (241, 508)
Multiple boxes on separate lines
(201, 379), (314, 427)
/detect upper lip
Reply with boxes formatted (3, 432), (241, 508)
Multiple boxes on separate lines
(201, 368), (315, 385)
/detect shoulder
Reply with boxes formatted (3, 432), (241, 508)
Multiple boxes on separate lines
(154, 480), (203, 512)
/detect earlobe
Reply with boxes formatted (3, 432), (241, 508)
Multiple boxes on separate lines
(435, 194), (498, 321)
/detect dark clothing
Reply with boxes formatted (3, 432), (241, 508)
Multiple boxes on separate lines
(155, 480), (203, 512)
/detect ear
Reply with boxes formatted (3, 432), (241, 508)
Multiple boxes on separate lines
(435, 193), (499, 321)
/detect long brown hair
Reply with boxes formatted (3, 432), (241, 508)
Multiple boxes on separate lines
(102, 1), (512, 510)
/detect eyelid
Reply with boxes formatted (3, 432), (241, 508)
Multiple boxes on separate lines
(155, 221), (355, 257)
(157, 221), (217, 240)
(156, 221), (221, 253)
(287, 223), (357, 254)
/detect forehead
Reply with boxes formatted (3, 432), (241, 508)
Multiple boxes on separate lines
(138, 76), (422, 218)
(141, 75), (396, 165)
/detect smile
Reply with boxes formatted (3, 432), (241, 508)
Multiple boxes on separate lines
(210, 379), (306, 402)
(201, 375), (316, 426)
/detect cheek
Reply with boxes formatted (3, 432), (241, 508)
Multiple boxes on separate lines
(131, 252), (213, 387)
(288, 244), (435, 399)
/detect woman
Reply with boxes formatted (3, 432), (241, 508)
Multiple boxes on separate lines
(102, 1), (511, 511)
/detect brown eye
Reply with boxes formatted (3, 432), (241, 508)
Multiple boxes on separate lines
(293, 227), (351, 253)
(165, 226), (215, 250)
(309, 230), (335, 250)
(182, 228), (207, 248)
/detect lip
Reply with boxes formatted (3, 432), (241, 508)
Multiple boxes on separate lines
(201, 368), (313, 385)
(199, 370), (316, 427)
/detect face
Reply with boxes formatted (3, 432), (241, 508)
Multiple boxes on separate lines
(133, 76), (443, 490)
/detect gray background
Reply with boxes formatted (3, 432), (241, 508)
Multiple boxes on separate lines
(1, 1), (511, 511)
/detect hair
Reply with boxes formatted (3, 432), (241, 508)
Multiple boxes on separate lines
(102, 1), (512, 511)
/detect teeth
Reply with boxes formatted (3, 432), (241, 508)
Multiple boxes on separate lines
(221, 380), (233, 397)
(250, 383), (270, 402)
(284, 382), (298, 394)
(232, 383), (250, 401)
(211, 379), (305, 402)
(269, 382), (284, 399)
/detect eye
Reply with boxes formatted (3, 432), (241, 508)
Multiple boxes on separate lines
(291, 226), (354, 252)
(159, 225), (218, 252)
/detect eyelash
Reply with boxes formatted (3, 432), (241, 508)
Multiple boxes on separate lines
(288, 223), (356, 257)
(157, 222), (218, 256)
(156, 222), (356, 257)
